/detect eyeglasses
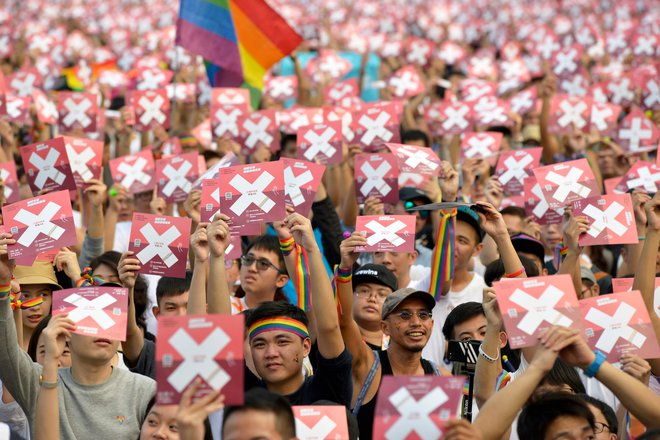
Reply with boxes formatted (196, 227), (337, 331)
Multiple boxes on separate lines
(593, 422), (610, 434)
(394, 310), (432, 321)
(404, 201), (429, 219)
(240, 255), (284, 274)
(354, 289), (389, 301)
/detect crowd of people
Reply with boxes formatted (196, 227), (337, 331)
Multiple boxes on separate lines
(0, 0), (660, 439)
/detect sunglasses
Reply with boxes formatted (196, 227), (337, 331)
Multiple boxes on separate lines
(404, 201), (429, 219)
(240, 255), (284, 274)
(394, 310), (432, 321)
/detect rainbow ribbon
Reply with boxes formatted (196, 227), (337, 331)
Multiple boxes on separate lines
(279, 237), (311, 312)
(554, 243), (568, 270)
(429, 209), (457, 301)
(332, 265), (351, 316)
(20, 296), (44, 310)
(247, 316), (309, 342)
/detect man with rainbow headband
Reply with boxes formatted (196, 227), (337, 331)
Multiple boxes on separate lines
(243, 212), (353, 407)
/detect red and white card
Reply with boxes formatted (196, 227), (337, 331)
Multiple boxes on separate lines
(7, 69), (41, 97)
(509, 88), (537, 115)
(374, 376), (464, 440)
(130, 89), (170, 131)
(210, 104), (245, 140)
(109, 150), (156, 194)
(200, 179), (221, 223)
(405, 38), (434, 66)
(157, 314), (244, 405)
(549, 95), (592, 134)
(354, 153), (399, 204)
(590, 102), (621, 136)
(156, 152), (199, 203)
(4, 95), (30, 124)
(612, 278), (660, 319)
(20, 138), (76, 195)
(53, 286), (129, 341)
(580, 291), (660, 363)
(494, 275), (582, 349)
(472, 97), (511, 127)
(296, 122), (343, 165)
(617, 109), (659, 154)
(129, 213), (192, 278)
(263, 76), (298, 102)
(424, 101), (472, 136)
(615, 161), (660, 194)
(533, 159), (600, 209)
(324, 78), (359, 105)
(281, 158), (326, 217)
(293, 406), (349, 440)
(355, 215), (416, 253)
(57, 92), (98, 133)
(63, 137), (103, 186)
(386, 143), (441, 178)
(2, 191), (77, 266)
(0, 161), (20, 204)
(211, 88), (250, 111)
(193, 152), (239, 189)
(461, 132), (502, 160)
(352, 103), (400, 152)
(218, 162), (286, 234)
(136, 67), (173, 91)
(461, 79), (496, 103)
(572, 194), (637, 246)
(496, 148), (542, 195)
(388, 66), (425, 99)
(236, 110), (279, 155)
(524, 176), (563, 225)
(277, 108), (324, 135)
(32, 89), (58, 124)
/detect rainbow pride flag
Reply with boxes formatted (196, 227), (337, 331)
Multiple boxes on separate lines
(176, 0), (302, 105)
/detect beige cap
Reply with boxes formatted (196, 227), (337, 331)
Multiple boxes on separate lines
(13, 260), (62, 290)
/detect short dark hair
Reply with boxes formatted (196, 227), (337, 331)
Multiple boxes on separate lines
(540, 359), (586, 395)
(27, 315), (52, 362)
(223, 388), (296, 439)
(156, 271), (193, 307)
(637, 429), (660, 440)
(442, 302), (484, 340)
(500, 206), (526, 220)
(401, 129), (430, 148)
(89, 250), (121, 273)
(484, 254), (540, 287)
(518, 393), (595, 439)
(245, 301), (309, 329)
(578, 394), (618, 434)
(279, 133), (297, 152)
(245, 235), (287, 275)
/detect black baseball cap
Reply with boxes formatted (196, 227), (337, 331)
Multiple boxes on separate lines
(399, 187), (432, 205)
(511, 233), (546, 265)
(353, 264), (398, 292)
(457, 206), (484, 242)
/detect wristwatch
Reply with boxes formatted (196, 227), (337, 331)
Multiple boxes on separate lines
(39, 374), (58, 389)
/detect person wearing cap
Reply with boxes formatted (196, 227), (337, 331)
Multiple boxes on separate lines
(511, 232), (549, 276)
(337, 232), (443, 439)
(580, 267), (600, 299)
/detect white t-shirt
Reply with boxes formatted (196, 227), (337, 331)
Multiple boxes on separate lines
(421, 273), (487, 366)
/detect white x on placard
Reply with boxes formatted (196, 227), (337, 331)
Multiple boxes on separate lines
(11, 74), (36, 97)
(510, 286), (573, 335)
(214, 109), (241, 137)
(585, 302), (646, 353)
(243, 117), (274, 149)
(397, 147), (438, 171)
(583, 202), (626, 237)
(268, 78), (294, 98)
(138, 69), (165, 90)
(62, 98), (92, 128)
(328, 83), (353, 101)
(117, 157), (151, 189)
(463, 85), (491, 102)
(29, 149), (65, 189)
(591, 105), (613, 132)
(399, 172), (425, 185)
(511, 92), (533, 114)
(318, 57), (346, 78)
(65, 293), (117, 330)
(66, 145), (95, 181)
(358, 112), (393, 145)
(35, 94), (58, 121)
(217, 93), (246, 106)
(634, 36), (656, 56)
(162, 161), (193, 197)
(554, 49), (577, 74)
(546, 168), (591, 202)
(627, 166), (660, 192)
(167, 327), (231, 392)
(284, 167), (313, 207)
(390, 71), (417, 97)
(407, 42), (430, 65)
(557, 100), (588, 128)
(386, 386), (447, 440)
(643, 80), (660, 109)
(537, 38), (560, 59)
(561, 76), (588, 97)
(442, 106), (470, 130)
(137, 223), (181, 267)
(228, 172), (275, 215)
(295, 416), (337, 439)
(138, 95), (166, 126)
(531, 183), (551, 218)
(302, 127), (337, 161)
(479, 106), (506, 124)
(360, 161), (392, 196)
(620, 118), (653, 151)
(365, 220), (407, 247)
(465, 136), (495, 158)
(14, 202), (65, 247)
(608, 78), (634, 104)
(499, 154), (533, 184)
(0, 169), (12, 200)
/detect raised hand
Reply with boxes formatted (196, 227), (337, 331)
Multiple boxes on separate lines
(150, 189), (167, 215)
(0, 232), (16, 283)
(363, 196), (385, 216)
(482, 287), (503, 329)
(438, 160), (459, 202)
(83, 179), (107, 207)
(42, 314), (76, 363)
(484, 176), (504, 210)
(189, 223), (210, 263)
(117, 251), (141, 288)
(284, 212), (317, 251)
(176, 379), (225, 440)
(207, 215), (232, 258)
(620, 354), (651, 386)
(339, 232), (367, 269)
(53, 248), (82, 283)
(562, 206), (590, 254)
(472, 202), (508, 238)
(645, 191), (660, 231)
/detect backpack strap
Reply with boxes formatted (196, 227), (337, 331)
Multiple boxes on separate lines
(351, 350), (380, 416)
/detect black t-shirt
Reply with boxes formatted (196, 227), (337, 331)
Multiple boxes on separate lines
(245, 347), (353, 406)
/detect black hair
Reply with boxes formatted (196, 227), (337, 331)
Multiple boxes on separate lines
(27, 315), (52, 362)
(89, 250), (122, 273)
(156, 271), (193, 307)
(539, 359), (586, 396)
(401, 129), (430, 148)
(484, 254), (540, 287)
(245, 301), (308, 329)
(279, 133), (297, 153)
(500, 205), (526, 220)
(442, 302), (484, 340)
(245, 235), (287, 275)
(486, 125), (512, 138)
(518, 393), (595, 440)
(577, 394), (618, 434)
(223, 388), (296, 439)
(202, 149), (222, 163)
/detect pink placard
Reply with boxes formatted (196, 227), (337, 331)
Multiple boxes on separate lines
(109, 149), (156, 194)
(611, 278), (660, 319)
(615, 161), (660, 194)
(352, 103), (401, 152)
(211, 88), (251, 112)
(494, 275), (582, 349)
(293, 406), (349, 440)
(281, 158), (326, 216)
(354, 153), (399, 204)
(129, 213), (192, 278)
(548, 95), (592, 135)
(52, 286), (129, 341)
(424, 101), (472, 136)
(20, 138), (76, 195)
(0, 160), (20, 204)
(130, 89), (170, 131)
(496, 148), (542, 195)
(57, 92), (98, 133)
(32, 89), (58, 124)
(2, 191), (77, 265)
(580, 291), (660, 363)
(460, 132), (503, 160)
(156, 314), (244, 405)
(386, 143), (441, 177)
(388, 65), (426, 99)
(156, 152), (199, 203)
(296, 122), (344, 165)
(63, 136), (103, 186)
(374, 376), (464, 440)
(355, 215), (416, 253)
(218, 162), (286, 234)
(572, 194), (637, 246)
(193, 152), (239, 189)
(200, 179), (221, 223)
(523, 176), (563, 225)
(533, 159), (600, 209)
(617, 109), (659, 154)
(210, 104), (245, 140)
(236, 110), (279, 155)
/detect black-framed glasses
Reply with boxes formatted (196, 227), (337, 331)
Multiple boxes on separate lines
(593, 422), (610, 434)
(395, 310), (432, 321)
(404, 201), (429, 219)
(240, 255), (284, 274)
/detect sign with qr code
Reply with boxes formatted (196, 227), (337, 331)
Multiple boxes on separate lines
(571, 193), (637, 246)
(156, 314), (244, 405)
(612, 278), (660, 319)
(281, 158), (326, 217)
(293, 405), (350, 440)
(52, 286), (129, 341)
(532, 159), (600, 210)
(493, 274), (583, 348)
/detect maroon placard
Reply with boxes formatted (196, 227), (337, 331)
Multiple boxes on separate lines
(20, 138), (76, 195)
(572, 194), (637, 246)
(0, 160), (20, 204)
(109, 150), (156, 194)
(236, 110), (279, 155)
(523, 176), (563, 225)
(57, 92), (98, 133)
(354, 153), (399, 204)
(460, 132), (503, 160)
(293, 406), (349, 440)
(495, 148), (542, 195)
(156, 152), (199, 203)
(281, 158), (326, 217)
(355, 215), (416, 253)
(130, 89), (170, 131)
(533, 159), (600, 209)
(352, 103), (401, 152)
(615, 161), (660, 194)
(63, 137), (103, 186)
(296, 122), (344, 165)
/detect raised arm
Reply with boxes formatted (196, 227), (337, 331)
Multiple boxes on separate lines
(539, 76), (561, 164)
(79, 179), (107, 268)
(205, 215), (232, 315)
(474, 287), (505, 407)
(187, 223), (210, 316)
(117, 251), (145, 364)
(558, 207), (589, 294)
(474, 202), (525, 277)
(104, 184), (129, 252)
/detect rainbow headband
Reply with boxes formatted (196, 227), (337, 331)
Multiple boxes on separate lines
(248, 317), (309, 342)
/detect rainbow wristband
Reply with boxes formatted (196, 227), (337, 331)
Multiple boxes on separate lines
(0, 283), (11, 300)
(9, 291), (23, 310)
(279, 237), (296, 256)
(336, 267), (352, 283)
